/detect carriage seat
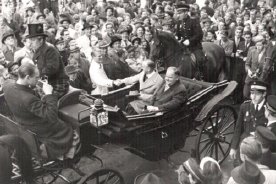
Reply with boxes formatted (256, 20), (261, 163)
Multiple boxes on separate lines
(58, 86), (90, 127)
(181, 80), (203, 98)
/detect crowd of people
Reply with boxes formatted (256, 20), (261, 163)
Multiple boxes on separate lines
(1, 0), (276, 183)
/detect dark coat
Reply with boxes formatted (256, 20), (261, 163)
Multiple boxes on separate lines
(231, 100), (267, 150)
(175, 16), (203, 50)
(152, 80), (187, 111)
(33, 42), (69, 97)
(3, 81), (73, 159)
(267, 122), (276, 152)
(261, 150), (276, 170)
(241, 41), (255, 58)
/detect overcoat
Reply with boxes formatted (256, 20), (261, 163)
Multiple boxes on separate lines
(33, 42), (69, 97)
(3, 81), (73, 159)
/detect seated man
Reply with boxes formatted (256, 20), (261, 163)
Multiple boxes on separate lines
(3, 63), (76, 159)
(127, 67), (187, 114)
(118, 59), (164, 114)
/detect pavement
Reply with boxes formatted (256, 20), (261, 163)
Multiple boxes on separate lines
(50, 132), (234, 184)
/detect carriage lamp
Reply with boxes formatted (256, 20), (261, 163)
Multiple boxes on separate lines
(89, 99), (109, 127)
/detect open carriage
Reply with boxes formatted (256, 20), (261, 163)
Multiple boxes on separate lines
(0, 77), (238, 183)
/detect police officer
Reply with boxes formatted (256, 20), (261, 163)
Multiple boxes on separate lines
(175, 2), (205, 80)
(230, 80), (268, 166)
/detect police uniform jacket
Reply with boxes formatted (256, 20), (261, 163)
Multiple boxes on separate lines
(3, 80), (73, 159)
(231, 100), (267, 150)
(176, 16), (203, 50)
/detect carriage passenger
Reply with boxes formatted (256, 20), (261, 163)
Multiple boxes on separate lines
(117, 59), (163, 114)
(3, 63), (78, 160)
(126, 67), (187, 114)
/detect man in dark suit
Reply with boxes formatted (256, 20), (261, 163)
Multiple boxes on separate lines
(242, 31), (255, 59)
(244, 36), (271, 98)
(146, 67), (187, 112)
(3, 63), (74, 159)
(230, 80), (268, 166)
(28, 23), (69, 98)
(265, 95), (276, 152)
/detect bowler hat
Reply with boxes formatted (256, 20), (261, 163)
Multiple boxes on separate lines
(110, 35), (122, 47)
(134, 173), (165, 184)
(232, 160), (265, 184)
(255, 126), (276, 148)
(69, 47), (80, 53)
(183, 158), (205, 183)
(1, 30), (14, 44)
(249, 80), (268, 92)
(36, 13), (46, 20)
(26, 24), (48, 38)
(59, 14), (72, 24)
(266, 95), (276, 113)
(65, 65), (78, 75)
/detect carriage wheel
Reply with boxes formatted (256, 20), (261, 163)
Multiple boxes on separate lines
(195, 105), (237, 164)
(79, 168), (125, 184)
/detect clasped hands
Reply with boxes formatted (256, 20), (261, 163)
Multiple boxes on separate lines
(113, 79), (123, 86)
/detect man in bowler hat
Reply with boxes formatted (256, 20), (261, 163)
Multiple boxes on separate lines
(230, 80), (268, 166)
(27, 23), (69, 98)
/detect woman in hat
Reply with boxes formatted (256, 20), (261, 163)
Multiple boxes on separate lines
(1, 30), (19, 63)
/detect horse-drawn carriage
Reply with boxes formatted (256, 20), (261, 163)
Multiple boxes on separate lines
(0, 77), (238, 183)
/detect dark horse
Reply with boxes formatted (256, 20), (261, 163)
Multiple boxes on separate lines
(149, 30), (226, 82)
(0, 135), (33, 183)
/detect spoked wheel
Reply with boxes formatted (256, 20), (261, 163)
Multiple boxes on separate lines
(195, 105), (237, 164)
(78, 168), (125, 184)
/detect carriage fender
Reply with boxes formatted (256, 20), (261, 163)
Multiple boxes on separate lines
(195, 81), (237, 122)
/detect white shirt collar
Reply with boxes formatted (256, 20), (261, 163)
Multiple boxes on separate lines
(146, 71), (155, 79)
(255, 99), (265, 111)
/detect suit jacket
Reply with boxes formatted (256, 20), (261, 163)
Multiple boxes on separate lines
(231, 100), (267, 150)
(124, 71), (164, 114)
(245, 47), (270, 83)
(3, 81), (73, 159)
(233, 37), (245, 53)
(122, 71), (164, 102)
(152, 80), (187, 111)
(242, 41), (255, 57)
